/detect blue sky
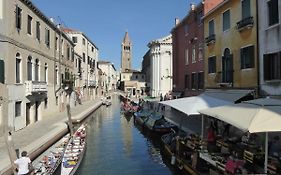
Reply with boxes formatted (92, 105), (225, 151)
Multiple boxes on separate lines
(32, 0), (200, 70)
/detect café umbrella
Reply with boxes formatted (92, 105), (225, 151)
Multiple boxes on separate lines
(198, 98), (281, 173)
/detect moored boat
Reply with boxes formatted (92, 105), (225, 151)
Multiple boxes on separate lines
(144, 113), (178, 134)
(133, 110), (152, 126)
(33, 134), (70, 175)
(61, 125), (86, 175)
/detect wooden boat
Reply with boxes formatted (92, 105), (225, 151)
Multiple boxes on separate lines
(133, 110), (152, 126)
(161, 131), (209, 175)
(61, 125), (86, 175)
(103, 99), (112, 107)
(34, 134), (70, 175)
(144, 113), (178, 134)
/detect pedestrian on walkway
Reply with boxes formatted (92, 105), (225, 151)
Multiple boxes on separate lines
(14, 151), (34, 175)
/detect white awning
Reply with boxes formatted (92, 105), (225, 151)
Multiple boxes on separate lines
(160, 94), (232, 116)
(198, 98), (281, 133)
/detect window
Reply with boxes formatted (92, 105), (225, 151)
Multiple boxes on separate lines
(198, 46), (203, 61)
(136, 75), (138, 79)
(92, 47), (94, 52)
(82, 38), (86, 45)
(71, 48), (74, 62)
(36, 21), (40, 41)
(192, 45), (196, 63)
(15, 101), (21, 117)
(27, 56), (32, 80)
(242, 0), (251, 19)
(184, 24), (189, 35)
(240, 45), (254, 69)
(198, 72), (204, 89)
(67, 45), (70, 60)
(0, 60), (4, 84)
(16, 6), (22, 30)
(45, 28), (50, 47)
(56, 96), (58, 106)
(268, 0), (279, 26)
(185, 74), (190, 89)
(197, 11), (203, 25)
(16, 53), (21, 83)
(55, 37), (58, 50)
(208, 56), (216, 73)
(55, 66), (58, 85)
(264, 52), (281, 81)
(208, 20), (214, 36)
(83, 53), (85, 62)
(191, 73), (197, 89)
(185, 49), (189, 65)
(223, 10), (230, 31)
(44, 63), (48, 82)
(27, 15), (32, 35)
(72, 37), (77, 43)
(35, 59), (39, 81)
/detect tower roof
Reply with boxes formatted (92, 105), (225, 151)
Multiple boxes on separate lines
(123, 31), (131, 44)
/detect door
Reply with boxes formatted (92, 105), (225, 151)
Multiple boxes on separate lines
(26, 103), (31, 125)
(222, 49), (233, 84)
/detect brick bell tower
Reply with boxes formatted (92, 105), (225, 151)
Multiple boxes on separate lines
(121, 31), (132, 72)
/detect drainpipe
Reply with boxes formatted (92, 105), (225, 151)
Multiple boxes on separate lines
(55, 25), (62, 95)
(256, 0), (260, 98)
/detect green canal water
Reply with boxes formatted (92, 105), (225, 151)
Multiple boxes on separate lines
(67, 95), (184, 175)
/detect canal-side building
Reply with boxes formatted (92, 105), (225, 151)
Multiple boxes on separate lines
(171, 3), (204, 98)
(0, 0), (75, 131)
(63, 28), (99, 101)
(258, 0), (281, 97)
(142, 50), (151, 96)
(98, 61), (118, 94)
(147, 34), (173, 98)
(203, 0), (258, 94)
(120, 70), (146, 98)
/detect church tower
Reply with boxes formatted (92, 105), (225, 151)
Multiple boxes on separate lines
(121, 31), (132, 72)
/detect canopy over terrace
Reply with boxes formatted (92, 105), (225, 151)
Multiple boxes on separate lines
(160, 93), (232, 116)
(198, 98), (281, 173)
(198, 98), (281, 133)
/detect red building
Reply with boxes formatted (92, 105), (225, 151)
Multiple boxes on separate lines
(171, 3), (205, 97)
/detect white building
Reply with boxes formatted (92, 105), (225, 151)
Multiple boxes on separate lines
(147, 35), (173, 97)
(98, 61), (117, 94)
(258, 0), (281, 97)
(0, 0), (75, 131)
(63, 28), (99, 101)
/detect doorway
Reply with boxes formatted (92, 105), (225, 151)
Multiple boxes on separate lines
(222, 48), (233, 84)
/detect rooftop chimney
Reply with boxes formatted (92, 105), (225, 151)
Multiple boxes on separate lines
(190, 3), (196, 11)
(175, 18), (180, 26)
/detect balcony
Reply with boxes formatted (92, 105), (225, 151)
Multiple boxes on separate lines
(25, 81), (47, 96)
(205, 34), (216, 46)
(236, 16), (254, 32)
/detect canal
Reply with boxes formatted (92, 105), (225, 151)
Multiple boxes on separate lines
(71, 95), (182, 175)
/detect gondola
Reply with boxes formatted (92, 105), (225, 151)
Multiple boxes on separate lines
(61, 125), (86, 175)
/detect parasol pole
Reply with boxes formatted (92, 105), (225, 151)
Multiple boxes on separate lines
(264, 132), (268, 174)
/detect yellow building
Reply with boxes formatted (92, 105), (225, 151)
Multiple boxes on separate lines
(204, 0), (258, 90)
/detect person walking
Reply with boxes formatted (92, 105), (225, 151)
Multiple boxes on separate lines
(14, 151), (34, 175)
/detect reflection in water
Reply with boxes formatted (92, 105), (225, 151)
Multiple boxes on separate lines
(74, 95), (176, 175)
(120, 114), (133, 157)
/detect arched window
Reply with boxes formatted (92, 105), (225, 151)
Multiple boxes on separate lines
(27, 56), (32, 80)
(16, 53), (21, 83)
(35, 59), (39, 81)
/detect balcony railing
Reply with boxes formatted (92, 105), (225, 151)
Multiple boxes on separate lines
(205, 34), (216, 45)
(236, 16), (254, 32)
(25, 81), (47, 96)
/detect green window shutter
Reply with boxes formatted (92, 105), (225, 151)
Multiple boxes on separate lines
(0, 60), (4, 84)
